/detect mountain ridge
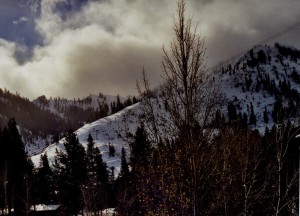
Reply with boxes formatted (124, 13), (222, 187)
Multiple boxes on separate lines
(31, 43), (300, 175)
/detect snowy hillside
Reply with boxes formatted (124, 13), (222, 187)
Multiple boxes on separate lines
(31, 43), (300, 176)
(23, 94), (138, 154)
(31, 103), (142, 176)
(212, 44), (300, 132)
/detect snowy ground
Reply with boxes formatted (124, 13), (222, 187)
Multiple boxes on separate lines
(31, 204), (60, 211)
(30, 205), (115, 215)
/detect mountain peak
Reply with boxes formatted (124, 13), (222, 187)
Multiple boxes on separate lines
(214, 43), (300, 132)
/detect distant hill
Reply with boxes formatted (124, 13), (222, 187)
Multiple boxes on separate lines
(0, 89), (137, 154)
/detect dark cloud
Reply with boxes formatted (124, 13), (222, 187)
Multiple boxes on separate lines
(0, 0), (299, 99)
(194, 0), (300, 66)
(62, 39), (162, 97)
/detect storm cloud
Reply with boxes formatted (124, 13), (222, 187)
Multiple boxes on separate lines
(0, 0), (299, 99)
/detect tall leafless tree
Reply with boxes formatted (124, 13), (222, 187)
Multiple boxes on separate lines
(137, 0), (222, 215)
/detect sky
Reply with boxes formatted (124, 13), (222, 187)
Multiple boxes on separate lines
(0, 0), (300, 100)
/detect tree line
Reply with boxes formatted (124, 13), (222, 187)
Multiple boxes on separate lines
(0, 117), (298, 215)
(0, 118), (116, 215)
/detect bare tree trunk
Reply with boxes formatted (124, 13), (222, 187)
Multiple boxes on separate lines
(137, 1), (222, 215)
(273, 122), (299, 215)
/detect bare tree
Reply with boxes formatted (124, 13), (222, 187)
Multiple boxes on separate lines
(162, 1), (221, 215)
(272, 122), (299, 215)
(137, 0), (222, 215)
(211, 127), (270, 215)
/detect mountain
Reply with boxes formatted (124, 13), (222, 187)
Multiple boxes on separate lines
(0, 89), (67, 153)
(32, 93), (137, 127)
(214, 43), (300, 132)
(31, 43), (300, 176)
(0, 90), (137, 155)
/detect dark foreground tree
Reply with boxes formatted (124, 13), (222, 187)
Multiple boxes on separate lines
(0, 118), (33, 215)
(117, 125), (153, 215)
(34, 153), (57, 205)
(119, 147), (129, 179)
(83, 133), (109, 214)
(54, 130), (87, 215)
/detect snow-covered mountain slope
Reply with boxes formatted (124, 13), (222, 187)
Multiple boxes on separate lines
(31, 43), (300, 176)
(212, 44), (300, 132)
(31, 103), (142, 176)
(23, 93), (137, 152)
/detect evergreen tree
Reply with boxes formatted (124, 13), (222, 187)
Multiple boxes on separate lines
(95, 151), (109, 186)
(34, 153), (56, 205)
(54, 130), (87, 215)
(249, 103), (257, 125)
(272, 98), (283, 123)
(110, 102), (116, 114)
(124, 97), (133, 107)
(95, 148), (109, 211)
(117, 125), (152, 215)
(84, 133), (108, 214)
(132, 96), (138, 104)
(116, 95), (124, 111)
(242, 112), (248, 128)
(0, 118), (33, 215)
(257, 50), (267, 64)
(129, 125), (152, 171)
(119, 147), (129, 178)
(227, 102), (237, 122)
(109, 144), (116, 157)
(86, 133), (98, 177)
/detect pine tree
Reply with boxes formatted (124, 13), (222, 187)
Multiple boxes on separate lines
(0, 118), (33, 215)
(109, 144), (116, 157)
(118, 126), (152, 215)
(129, 125), (151, 171)
(242, 112), (248, 128)
(54, 130), (87, 215)
(86, 133), (98, 177)
(34, 153), (56, 205)
(249, 103), (257, 125)
(84, 133), (108, 214)
(119, 147), (129, 178)
(272, 98), (283, 123)
(116, 95), (124, 111)
(132, 96), (138, 104)
(95, 148), (109, 211)
(227, 102), (237, 122)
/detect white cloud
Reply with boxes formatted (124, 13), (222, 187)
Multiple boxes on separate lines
(0, 39), (30, 94)
(13, 16), (29, 24)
